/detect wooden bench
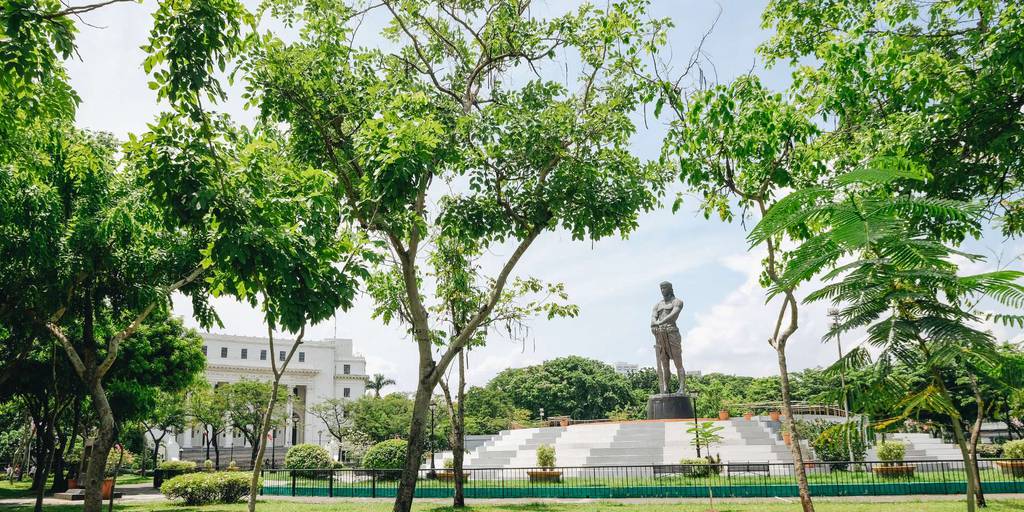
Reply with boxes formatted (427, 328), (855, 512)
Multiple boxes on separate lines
(726, 462), (771, 475)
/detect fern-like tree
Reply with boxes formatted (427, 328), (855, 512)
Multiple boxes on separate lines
(751, 162), (1024, 512)
(661, 74), (822, 511)
(368, 374), (396, 399)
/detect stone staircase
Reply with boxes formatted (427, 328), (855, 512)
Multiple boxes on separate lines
(882, 433), (964, 461)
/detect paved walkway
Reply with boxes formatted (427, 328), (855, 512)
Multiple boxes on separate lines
(0, 483), (162, 508)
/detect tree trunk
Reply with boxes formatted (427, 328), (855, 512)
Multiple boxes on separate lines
(247, 381), (281, 512)
(213, 433), (221, 470)
(149, 432), (166, 477)
(51, 401), (77, 493)
(83, 379), (117, 512)
(776, 346), (814, 512)
(968, 376), (987, 508)
(33, 424), (57, 512)
(452, 350), (466, 508)
(393, 372), (434, 512)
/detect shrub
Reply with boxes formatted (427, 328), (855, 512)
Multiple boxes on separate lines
(161, 472), (257, 505)
(536, 445), (556, 468)
(813, 422), (866, 470)
(1004, 440), (1024, 460)
(203, 459), (214, 472)
(227, 460), (240, 471)
(679, 458), (713, 478)
(443, 458), (455, 469)
(362, 439), (407, 479)
(158, 460), (197, 471)
(105, 449), (136, 476)
(285, 444), (332, 476)
(876, 441), (906, 464)
(976, 443), (1003, 458)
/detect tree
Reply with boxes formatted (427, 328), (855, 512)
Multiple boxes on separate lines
(239, 2), (672, 509)
(687, 421), (724, 510)
(760, 0), (1024, 237)
(140, 390), (187, 475)
(661, 74), (821, 511)
(308, 398), (353, 460)
(346, 394), (415, 445)
(752, 163), (1024, 512)
(221, 380), (286, 467)
(187, 383), (229, 469)
(368, 374), (396, 399)
(488, 357), (635, 420)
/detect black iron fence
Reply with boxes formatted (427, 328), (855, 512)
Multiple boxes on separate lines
(260, 458), (1024, 499)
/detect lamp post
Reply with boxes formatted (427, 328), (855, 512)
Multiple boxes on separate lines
(318, 430), (323, 446)
(271, 430), (276, 469)
(428, 401), (437, 478)
(539, 408), (545, 425)
(829, 307), (855, 464)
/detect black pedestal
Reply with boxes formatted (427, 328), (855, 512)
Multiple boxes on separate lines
(647, 393), (695, 419)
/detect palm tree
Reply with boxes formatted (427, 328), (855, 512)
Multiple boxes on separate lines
(752, 159), (1024, 512)
(368, 373), (395, 398)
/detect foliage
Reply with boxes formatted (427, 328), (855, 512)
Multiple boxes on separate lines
(105, 448), (136, 476)
(813, 423), (867, 469)
(976, 444), (1003, 459)
(462, 386), (531, 435)
(760, 0), (1024, 237)
(346, 394), (416, 445)
(160, 471), (256, 505)
(361, 440), (408, 472)
(688, 422), (724, 455)
(678, 458), (714, 478)
(203, 460), (214, 471)
(158, 460), (197, 471)
(1004, 440), (1024, 460)
(487, 357), (634, 420)
(220, 379), (287, 460)
(536, 445), (556, 469)
(367, 374), (396, 399)
(284, 444), (332, 473)
(876, 441), (906, 463)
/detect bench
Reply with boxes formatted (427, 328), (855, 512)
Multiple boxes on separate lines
(652, 464), (717, 477)
(726, 462), (771, 475)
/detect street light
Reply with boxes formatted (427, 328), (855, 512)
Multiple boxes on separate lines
(428, 401), (437, 478)
(691, 390), (701, 458)
(318, 430), (323, 446)
(539, 408), (545, 424)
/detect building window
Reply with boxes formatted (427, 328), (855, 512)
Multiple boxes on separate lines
(260, 349), (267, 361)
(202, 345), (207, 356)
(220, 347), (228, 358)
(241, 348), (248, 360)
(298, 352), (305, 363)
(279, 350), (285, 361)
(343, 364), (350, 375)
(343, 388), (351, 398)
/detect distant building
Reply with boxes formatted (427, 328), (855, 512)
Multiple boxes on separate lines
(613, 361), (639, 374)
(170, 334), (366, 463)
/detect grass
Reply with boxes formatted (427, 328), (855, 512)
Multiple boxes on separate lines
(0, 474), (152, 499)
(4, 498), (1024, 512)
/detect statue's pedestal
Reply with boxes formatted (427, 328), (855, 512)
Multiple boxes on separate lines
(647, 393), (695, 420)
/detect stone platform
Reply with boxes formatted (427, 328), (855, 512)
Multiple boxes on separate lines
(646, 393), (695, 420)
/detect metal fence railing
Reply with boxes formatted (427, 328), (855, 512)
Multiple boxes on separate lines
(260, 458), (1024, 499)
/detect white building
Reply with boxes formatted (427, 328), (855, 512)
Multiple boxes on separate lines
(613, 361), (639, 374)
(170, 334), (367, 464)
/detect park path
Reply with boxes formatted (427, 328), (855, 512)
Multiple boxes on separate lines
(0, 483), (162, 508)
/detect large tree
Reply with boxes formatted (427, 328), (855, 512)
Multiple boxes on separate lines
(238, 1), (672, 509)
(488, 356), (635, 420)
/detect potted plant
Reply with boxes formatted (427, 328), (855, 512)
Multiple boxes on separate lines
(743, 411), (753, 421)
(769, 410), (781, 421)
(782, 431), (792, 445)
(872, 441), (915, 478)
(718, 409), (730, 420)
(527, 445), (562, 483)
(438, 459), (470, 482)
(996, 440), (1024, 478)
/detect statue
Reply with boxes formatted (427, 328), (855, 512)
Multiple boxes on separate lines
(650, 281), (685, 395)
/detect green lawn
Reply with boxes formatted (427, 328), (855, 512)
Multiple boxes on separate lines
(0, 474), (152, 499)
(5, 499), (1024, 512)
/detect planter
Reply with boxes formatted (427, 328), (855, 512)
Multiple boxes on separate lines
(873, 465), (916, 478)
(718, 410), (730, 420)
(101, 478), (116, 499)
(743, 412), (753, 421)
(527, 470), (562, 483)
(437, 470), (471, 482)
(559, 418), (570, 427)
(995, 460), (1024, 478)
(782, 432), (792, 446)
(67, 478), (78, 490)
(769, 411), (781, 421)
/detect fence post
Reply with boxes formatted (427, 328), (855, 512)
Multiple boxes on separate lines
(291, 471), (296, 497)
(371, 471), (377, 498)
(328, 469), (334, 498)
(259, 469), (263, 496)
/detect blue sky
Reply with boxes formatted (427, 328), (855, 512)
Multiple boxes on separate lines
(65, 0), (1023, 390)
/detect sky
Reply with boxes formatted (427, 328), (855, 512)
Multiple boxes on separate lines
(63, 0), (1024, 392)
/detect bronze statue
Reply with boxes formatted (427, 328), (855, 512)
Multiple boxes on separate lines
(650, 281), (685, 394)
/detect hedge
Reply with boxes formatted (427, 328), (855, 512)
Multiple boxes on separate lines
(161, 472), (256, 505)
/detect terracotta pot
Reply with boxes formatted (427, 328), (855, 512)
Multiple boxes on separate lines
(718, 410), (730, 420)
(782, 432), (792, 445)
(559, 418), (569, 427)
(996, 461), (1024, 478)
(67, 478), (78, 489)
(101, 478), (115, 499)
(437, 470), (471, 482)
(872, 465), (915, 478)
(527, 470), (563, 483)
(743, 412), (753, 421)
(769, 411), (781, 421)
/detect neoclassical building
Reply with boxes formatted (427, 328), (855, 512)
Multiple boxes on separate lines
(170, 334), (367, 463)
